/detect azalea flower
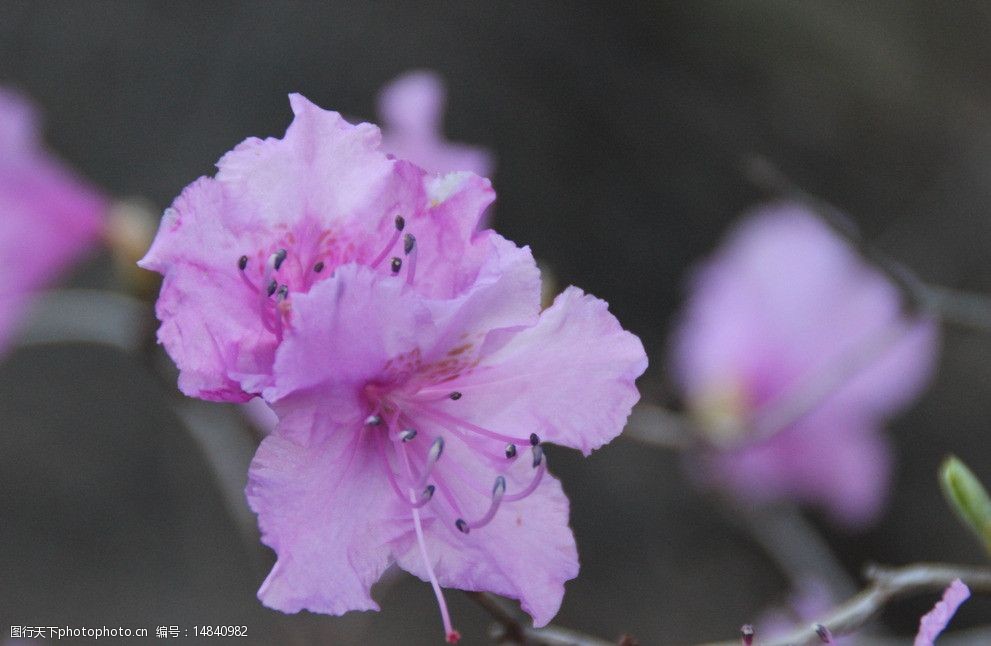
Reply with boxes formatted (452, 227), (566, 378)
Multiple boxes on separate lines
(670, 204), (938, 526)
(378, 70), (494, 180)
(141, 94), (647, 639)
(914, 579), (970, 646)
(0, 88), (107, 351)
(140, 94), (499, 402)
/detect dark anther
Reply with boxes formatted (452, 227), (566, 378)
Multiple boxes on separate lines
(395, 215), (406, 231)
(423, 484), (435, 500)
(237, 255), (248, 270)
(399, 428), (417, 442)
(275, 284), (289, 300)
(273, 248), (288, 270)
(813, 624), (831, 643)
(740, 625), (755, 646)
(403, 233), (416, 255)
(449, 391), (462, 400)
(266, 279), (278, 296)
(493, 475), (506, 495)
(430, 436), (445, 460)
(313, 261), (325, 273)
(505, 444), (517, 459)
(364, 414), (383, 426)
(532, 444), (544, 468)
(390, 257), (403, 274)
(455, 518), (470, 534)
(529, 432), (540, 446)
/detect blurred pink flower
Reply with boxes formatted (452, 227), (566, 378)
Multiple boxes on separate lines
(0, 88), (107, 350)
(914, 579), (970, 646)
(378, 70), (494, 180)
(140, 94), (498, 402)
(671, 203), (938, 526)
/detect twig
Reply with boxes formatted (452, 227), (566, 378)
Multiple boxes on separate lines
(723, 501), (857, 602)
(698, 562), (991, 646)
(743, 155), (991, 334)
(466, 592), (621, 646)
(14, 288), (151, 353)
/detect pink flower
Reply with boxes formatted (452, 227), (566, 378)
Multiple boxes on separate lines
(248, 260), (645, 638)
(914, 579), (970, 646)
(378, 70), (494, 179)
(141, 93), (647, 638)
(140, 94), (498, 402)
(671, 204), (938, 526)
(0, 88), (107, 350)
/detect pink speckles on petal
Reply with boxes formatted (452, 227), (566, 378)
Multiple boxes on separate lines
(914, 579), (970, 646)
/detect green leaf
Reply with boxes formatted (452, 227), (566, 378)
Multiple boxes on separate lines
(940, 455), (991, 554)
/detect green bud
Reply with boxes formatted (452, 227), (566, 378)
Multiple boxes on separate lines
(939, 455), (991, 554)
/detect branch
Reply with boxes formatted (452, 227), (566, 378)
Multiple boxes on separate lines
(698, 562), (991, 646)
(466, 592), (628, 646)
(743, 155), (991, 334)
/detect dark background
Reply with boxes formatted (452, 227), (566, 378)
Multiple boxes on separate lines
(2, 1), (990, 643)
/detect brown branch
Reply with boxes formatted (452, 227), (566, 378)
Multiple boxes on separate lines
(466, 591), (626, 646)
(698, 562), (991, 646)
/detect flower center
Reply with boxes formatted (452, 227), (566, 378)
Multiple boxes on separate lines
(234, 214), (421, 339)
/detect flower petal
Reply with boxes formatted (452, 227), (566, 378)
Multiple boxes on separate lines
(246, 429), (406, 615)
(434, 287), (646, 455)
(914, 579), (970, 646)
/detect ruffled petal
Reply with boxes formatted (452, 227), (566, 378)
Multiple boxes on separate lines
(246, 428), (406, 614)
(430, 287), (646, 455)
(914, 579), (970, 646)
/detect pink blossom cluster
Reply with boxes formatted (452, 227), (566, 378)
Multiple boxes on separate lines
(140, 93), (646, 639)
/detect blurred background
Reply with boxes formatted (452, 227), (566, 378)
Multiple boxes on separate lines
(2, 1), (991, 643)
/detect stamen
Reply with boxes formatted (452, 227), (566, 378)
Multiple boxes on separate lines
(275, 284), (289, 301)
(529, 433), (540, 446)
(370, 215), (406, 268)
(398, 444), (458, 643)
(399, 428), (418, 442)
(365, 414), (383, 426)
(266, 279), (278, 297)
(391, 257), (403, 274)
(237, 255), (248, 270)
(404, 233), (418, 285)
(313, 261), (325, 273)
(415, 437), (445, 489)
(503, 453), (547, 503)
(459, 476), (507, 534)
(740, 625), (755, 646)
(407, 404), (533, 446)
(813, 624), (832, 643)
(505, 444), (517, 459)
(531, 444), (544, 467)
(449, 391), (462, 401)
(378, 434), (434, 509)
(270, 248), (288, 270)
(455, 518), (470, 534)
